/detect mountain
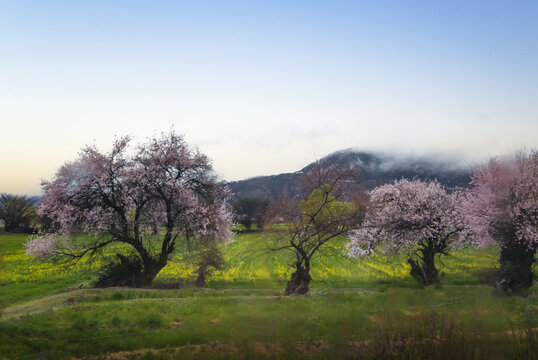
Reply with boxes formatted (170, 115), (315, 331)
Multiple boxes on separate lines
(226, 149), (472, 201)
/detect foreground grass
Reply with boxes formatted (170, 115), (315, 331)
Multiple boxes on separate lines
(1, 286), (536, 359)
(1, 233), (536, 359)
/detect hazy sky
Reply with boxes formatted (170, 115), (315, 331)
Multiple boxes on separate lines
(1, 1), (537, 195)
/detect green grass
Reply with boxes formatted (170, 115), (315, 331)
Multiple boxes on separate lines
(1, 232), (500, 304)
(0, 233), (536, 359)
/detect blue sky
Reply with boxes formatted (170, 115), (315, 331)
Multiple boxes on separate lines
(1, 1), (537, 194)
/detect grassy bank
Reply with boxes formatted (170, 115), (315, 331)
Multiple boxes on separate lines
(0, 233), (536, 359)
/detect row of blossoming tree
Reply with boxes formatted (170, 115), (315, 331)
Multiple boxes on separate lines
(347, 151), (537, 295)
(24, 130), (536, 296)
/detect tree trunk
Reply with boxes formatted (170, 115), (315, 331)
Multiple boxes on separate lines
(138, 265), (161, 287)
(195, 266), (206, 287)
(138, 258), (166, 287)
(285, 265), (312, 296)
(497, 243), (535, 296)
(408, 246), (439, 286)
(195, 248), (224, 288)
(186, 234), (192, 254)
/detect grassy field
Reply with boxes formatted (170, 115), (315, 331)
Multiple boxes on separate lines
(0, 232), (536, 359)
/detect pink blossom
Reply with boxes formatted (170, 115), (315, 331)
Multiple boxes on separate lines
(460, 151), (538, 250)
(26, 130), (233, 284)
(347, 179), (462, 258)
(25, 233), (71, 258)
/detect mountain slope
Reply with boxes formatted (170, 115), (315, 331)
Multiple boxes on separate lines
(227, 149), (471, 201)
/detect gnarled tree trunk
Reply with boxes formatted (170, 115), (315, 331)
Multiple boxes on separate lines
(139, 261), (166, 287)
(285, 262), (312, 296)
(408, 245), (440, 286)
(195, 257), (220, 287)
(497, 243), (535, 295)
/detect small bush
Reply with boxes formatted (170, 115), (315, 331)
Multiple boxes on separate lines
(95, 253), (144, 288)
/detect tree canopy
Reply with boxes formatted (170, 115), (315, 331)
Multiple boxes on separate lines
(25, 131), (233, 286)
(232, 197), (268, 231)
(271, 165), (366, 295)
(0, 194), (37, 233)
(347, 179), (462, 285)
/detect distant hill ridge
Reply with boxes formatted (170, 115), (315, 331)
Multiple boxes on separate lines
(227, 149), (472, 201)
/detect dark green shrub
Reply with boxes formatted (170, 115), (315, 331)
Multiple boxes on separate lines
(95, 253), (144, 288)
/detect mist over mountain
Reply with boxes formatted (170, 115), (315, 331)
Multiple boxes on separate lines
(227, 149), (472, 201)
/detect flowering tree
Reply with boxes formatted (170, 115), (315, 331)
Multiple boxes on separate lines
(232, 197), (268, 231)
(192, 237), (226, 287)
(271, 165), (366, 295)
(0, 194), (37, 233)
(25, 131), (233, 287)
(347, 179), (462, 285)
(460, 151), (537, 294)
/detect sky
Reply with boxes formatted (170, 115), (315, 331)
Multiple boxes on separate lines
(1, 0), (537, 195)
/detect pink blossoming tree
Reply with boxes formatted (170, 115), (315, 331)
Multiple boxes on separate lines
(25, 131), (233, 287)
(347, 179), (462, 285)
(460, 151), (537, 294)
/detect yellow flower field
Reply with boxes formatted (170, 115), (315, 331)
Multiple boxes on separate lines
(1, 232), (499, 288)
